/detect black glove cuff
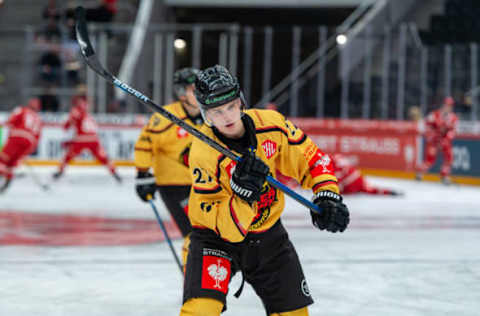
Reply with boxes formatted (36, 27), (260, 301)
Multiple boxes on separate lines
(137, 171), (153, 178)
(313, 190), (342, 203)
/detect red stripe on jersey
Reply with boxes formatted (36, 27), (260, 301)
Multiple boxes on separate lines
(134, 147), (152, 152)
(313, 180), (338, 192)
(229, 196), (247, 236)
(193, 184), (221, 194)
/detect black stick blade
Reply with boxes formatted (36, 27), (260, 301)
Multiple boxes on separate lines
(74, 6), (114, 80)
(75, 7), (95, 58)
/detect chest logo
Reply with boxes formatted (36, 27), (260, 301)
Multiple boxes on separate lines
(262, 140), (277, 159)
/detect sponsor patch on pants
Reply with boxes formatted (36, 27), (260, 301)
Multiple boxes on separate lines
(201, 249), (231, 294)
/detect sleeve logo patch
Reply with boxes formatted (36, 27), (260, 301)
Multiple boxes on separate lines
(262, 140), (277, 159)
(201, 255), (231, 294)
(313, 154), (332, 173)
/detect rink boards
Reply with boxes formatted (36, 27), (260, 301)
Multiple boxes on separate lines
(1, 113), (479, 184)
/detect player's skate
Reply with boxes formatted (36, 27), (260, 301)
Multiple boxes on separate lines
(389, 190), (404, 196)
(112, 171), (122, 183)
(52, 171), (63, 180)
(441, 176), (452, 185)
(415, 172), (423, 181)
(0, 177), (11, 193)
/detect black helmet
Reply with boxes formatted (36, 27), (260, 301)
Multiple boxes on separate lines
(173, 67), (199, 98)
(195, 65), (240, 109)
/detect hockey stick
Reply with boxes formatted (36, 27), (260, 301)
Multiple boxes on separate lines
(74, 7), (321, 214)
(148, 198), (183, 274)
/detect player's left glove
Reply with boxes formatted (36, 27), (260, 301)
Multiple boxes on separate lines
(230, 152), (270, 204)
(311, 191), (350, 233)
(135, 171), (156, 202)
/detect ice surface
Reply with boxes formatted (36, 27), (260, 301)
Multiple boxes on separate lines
(1, 166), (479, 315)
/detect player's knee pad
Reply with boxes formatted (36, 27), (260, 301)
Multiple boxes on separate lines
(180, 297), (223, 316)
(270, 306), (309, 316)
(181, 233), (191, 272)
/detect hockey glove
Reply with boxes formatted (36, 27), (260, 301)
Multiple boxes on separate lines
(311, 191), (350, 233)
(135, 171), (157, 202)
(230, 152), (270, 204)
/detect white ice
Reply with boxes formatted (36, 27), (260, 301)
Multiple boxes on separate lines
(1, 166), (479, 315)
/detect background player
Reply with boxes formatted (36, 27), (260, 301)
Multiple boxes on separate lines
(180, 65), (349, 315)
(277, 153), (402, 196)
(53, 94), (121, 182)
(416, 96), (458, 184)
(331, 153), (402, 195)
(0, 98), (42, 193)
(134, 67), (202, 267)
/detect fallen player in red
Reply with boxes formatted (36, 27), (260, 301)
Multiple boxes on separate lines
(277, 153), (402, 196)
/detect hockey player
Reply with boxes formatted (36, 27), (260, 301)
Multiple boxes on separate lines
(332, 154), (401, 195)
(416, 96), (458, 184)
(0, 98), (42, 192)
(53, 95), (121, 182)
(276, 153), (402, 196)
(180, 65), (350, 316)
(134, 68), (202, 267)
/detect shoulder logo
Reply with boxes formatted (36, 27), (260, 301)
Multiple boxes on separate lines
(262, 140), (277, 159)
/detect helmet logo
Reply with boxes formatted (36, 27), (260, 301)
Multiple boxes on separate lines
(205, 90), (237, 105)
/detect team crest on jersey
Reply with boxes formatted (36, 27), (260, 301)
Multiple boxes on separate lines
(250, 184), (277, 229)
(201, 249), (231, 294)
(176, 126), (189, 138)
(262, 140), (277, 159)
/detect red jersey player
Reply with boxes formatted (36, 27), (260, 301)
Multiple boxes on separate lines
(416, 96), (458, 184)
(276, 153), (401, 195)
(0, 98), (42, 192)
(332, 154), (401, 195)
(53, 95), (121, 182)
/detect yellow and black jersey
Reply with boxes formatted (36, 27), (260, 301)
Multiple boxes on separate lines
(188, 109), (339, 243)
(134, 101), (203, 186)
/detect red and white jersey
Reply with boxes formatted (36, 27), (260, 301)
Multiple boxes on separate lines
(5, 106), (42, 145)
(424, 109), (458, 140)
(64, 104), (99, 142)
(332, 154), (362, 192)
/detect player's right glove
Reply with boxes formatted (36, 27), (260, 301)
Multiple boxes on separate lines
(230, 152), (270, 204)
(311, 191), (350, 233)
(135, 171), (156, 202)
